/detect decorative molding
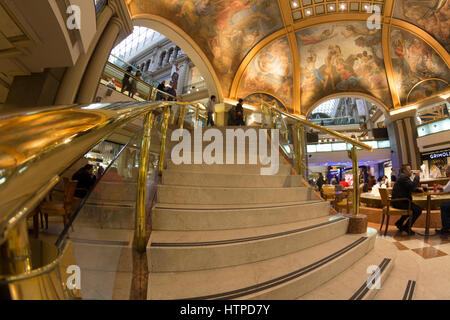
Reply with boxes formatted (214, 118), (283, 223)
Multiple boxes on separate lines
(109, 0), (133, 34)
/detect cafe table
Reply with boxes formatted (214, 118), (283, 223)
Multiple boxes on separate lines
(360, 191), (450, 236)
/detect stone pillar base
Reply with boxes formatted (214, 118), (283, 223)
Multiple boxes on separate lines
(345, 214), (368, 234)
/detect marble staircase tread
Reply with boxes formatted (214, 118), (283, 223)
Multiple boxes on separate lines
(150, 215), (347, 245)
(162, 170), (302, 188)
(153, 200), (324, 210)
(298, 237), (397, 300)
(152, 200), (330, 231)
(147, 215), (350, 272)
(147, 230), (377, 300)
(156, 185), (312, 205)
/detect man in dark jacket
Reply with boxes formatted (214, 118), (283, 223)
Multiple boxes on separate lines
(235, 98), (245, 126)
(156, 81), (166, 100)
(391, 164), (423, 234)
(72, 164), (96, 198)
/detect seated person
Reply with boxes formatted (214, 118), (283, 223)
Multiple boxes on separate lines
(339, 180), (349, 188)
(437, 165), (450, 234)
(72, 164), (96, 198)
(391, 164), (423, 235)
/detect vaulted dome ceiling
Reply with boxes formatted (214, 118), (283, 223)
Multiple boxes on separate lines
(127, 0), (450, 114)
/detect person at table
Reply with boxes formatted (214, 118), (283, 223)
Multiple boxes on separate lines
(437, 165), (450, 234)
(72, 164), (97, 198)
(316, 173), (325, 192)
(339, 179), (349, 188)
(391, 164), (423, 235)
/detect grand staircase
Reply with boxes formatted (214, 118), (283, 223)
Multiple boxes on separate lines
(146, 126), (398, 300)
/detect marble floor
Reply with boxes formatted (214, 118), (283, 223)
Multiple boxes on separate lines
(368, 221), (450, 299)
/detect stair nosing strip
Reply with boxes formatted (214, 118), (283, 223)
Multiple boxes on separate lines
(179, 236), (368, 300)
(349, 257), (391, 300)
(154, 200), (326, 211)
(402, 280), (412, 300)
(151, 217), (347, 247)
(408, 281), (416, 300)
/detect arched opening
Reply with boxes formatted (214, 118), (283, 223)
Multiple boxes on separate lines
(159, 51), (166, 67)
(306, 95), (394, 189)
(132, 15), (223, 101)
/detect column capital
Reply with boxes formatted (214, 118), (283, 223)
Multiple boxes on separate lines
(108, 0), (133, 34)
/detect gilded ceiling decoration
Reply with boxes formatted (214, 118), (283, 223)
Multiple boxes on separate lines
(393, 0), (450, 51)
(127, 0), (449, 114)
(243, 92), (288, 111)
(128, 0), (283, 96)
(390, 27), (450, 105)
(238, 37), (293, 107)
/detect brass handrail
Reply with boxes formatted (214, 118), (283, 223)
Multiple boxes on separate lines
(0, 100), (202, 245)
(260, 101), (373, 217)
(262, 101), (372, 151)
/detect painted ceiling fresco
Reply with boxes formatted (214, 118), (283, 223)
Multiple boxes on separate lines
(243, 92), (287, 111)
(393, 0), (450, 51)
(238, 37), (293, 108)
(296, 22), (392, 112)
(128, 0), (283, 95)
(390, 27), (450, 105)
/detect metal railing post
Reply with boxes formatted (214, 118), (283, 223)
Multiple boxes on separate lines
(136, 112), (155, 252)
(159, 107), (171, 175)
(296, 125), (306, 177)
(0, 220), (32, 276)
(349, 146), (360, 216)
(195, 104), (200, 127)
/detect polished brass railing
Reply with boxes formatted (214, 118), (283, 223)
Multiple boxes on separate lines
(260, 101), (373, 216)
(0, 100), (206, 299)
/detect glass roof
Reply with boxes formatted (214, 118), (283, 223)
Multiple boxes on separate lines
(111, 26), (158, 61)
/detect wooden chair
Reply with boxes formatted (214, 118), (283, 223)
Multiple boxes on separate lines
(379, 188), (413, 236)
(39, 177), (78, 229)
(322, 185), (336, 202)
(336, 185), (364, 213)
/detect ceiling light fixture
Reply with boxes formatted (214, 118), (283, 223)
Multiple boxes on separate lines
(340, 3), (346, 10)
(306, 9), (312, 15)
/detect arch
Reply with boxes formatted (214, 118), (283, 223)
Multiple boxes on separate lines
(243, 91), (288, 112)
(304, 92), (391, 120)
(132, 14), (223, 101)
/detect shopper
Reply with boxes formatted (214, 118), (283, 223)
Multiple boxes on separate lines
(235, 98), (245, 126)
(72, 164), (97, 198)
(391, 164), (423, 235)
(121, 66), (133, 93)
(206, 95), (216, 127)
(156, 80), (166, 100)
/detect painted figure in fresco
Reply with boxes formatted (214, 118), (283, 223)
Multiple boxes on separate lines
(335, 58), (360, 91)
(305, 50), (324, 84)
(323, 45), (342, 90)
(297, 26), (336, 46)
(392, 39), (410, 78)
(400, 0), (450, 49)
(408, 38), (433, 76)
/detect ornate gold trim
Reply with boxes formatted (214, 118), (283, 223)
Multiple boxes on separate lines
(406, 78), (449, 104)
(131, 13), (224, 101)
(304, 91), (391, 117)
(229, 29), (286, 100)
(390, 19), (450, 69)
(243, 90), (288, 111)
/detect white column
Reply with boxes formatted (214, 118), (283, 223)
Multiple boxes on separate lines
(76, 18), (122, 104)
(55, 6), (113, 105)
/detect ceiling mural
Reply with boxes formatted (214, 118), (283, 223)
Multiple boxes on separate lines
(393, 0), (450, 51)
(296, 22), (392, 112)
(243, 92), (287, 111)
(128, 0), (283, 95)
(390, 27), (450, 105)
(237, 37), (293, 109)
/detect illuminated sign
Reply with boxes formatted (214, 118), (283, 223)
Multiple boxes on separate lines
(421, 149), (450, 160)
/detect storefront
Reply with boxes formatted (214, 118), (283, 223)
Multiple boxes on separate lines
(420, 148), (450, 178)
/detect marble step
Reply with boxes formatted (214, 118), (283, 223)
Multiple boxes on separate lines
(165, 161), (292, 175)
(74, 200), (135, 230)
(147, 215), (349, 272)
(152, 200), (330, 231)
(374, 249), (420, 300)
(147, 230), (377, 299)
(298, 237), (396, 300)
(156, 185), (312, 205)
(162, 170), (302, 188)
